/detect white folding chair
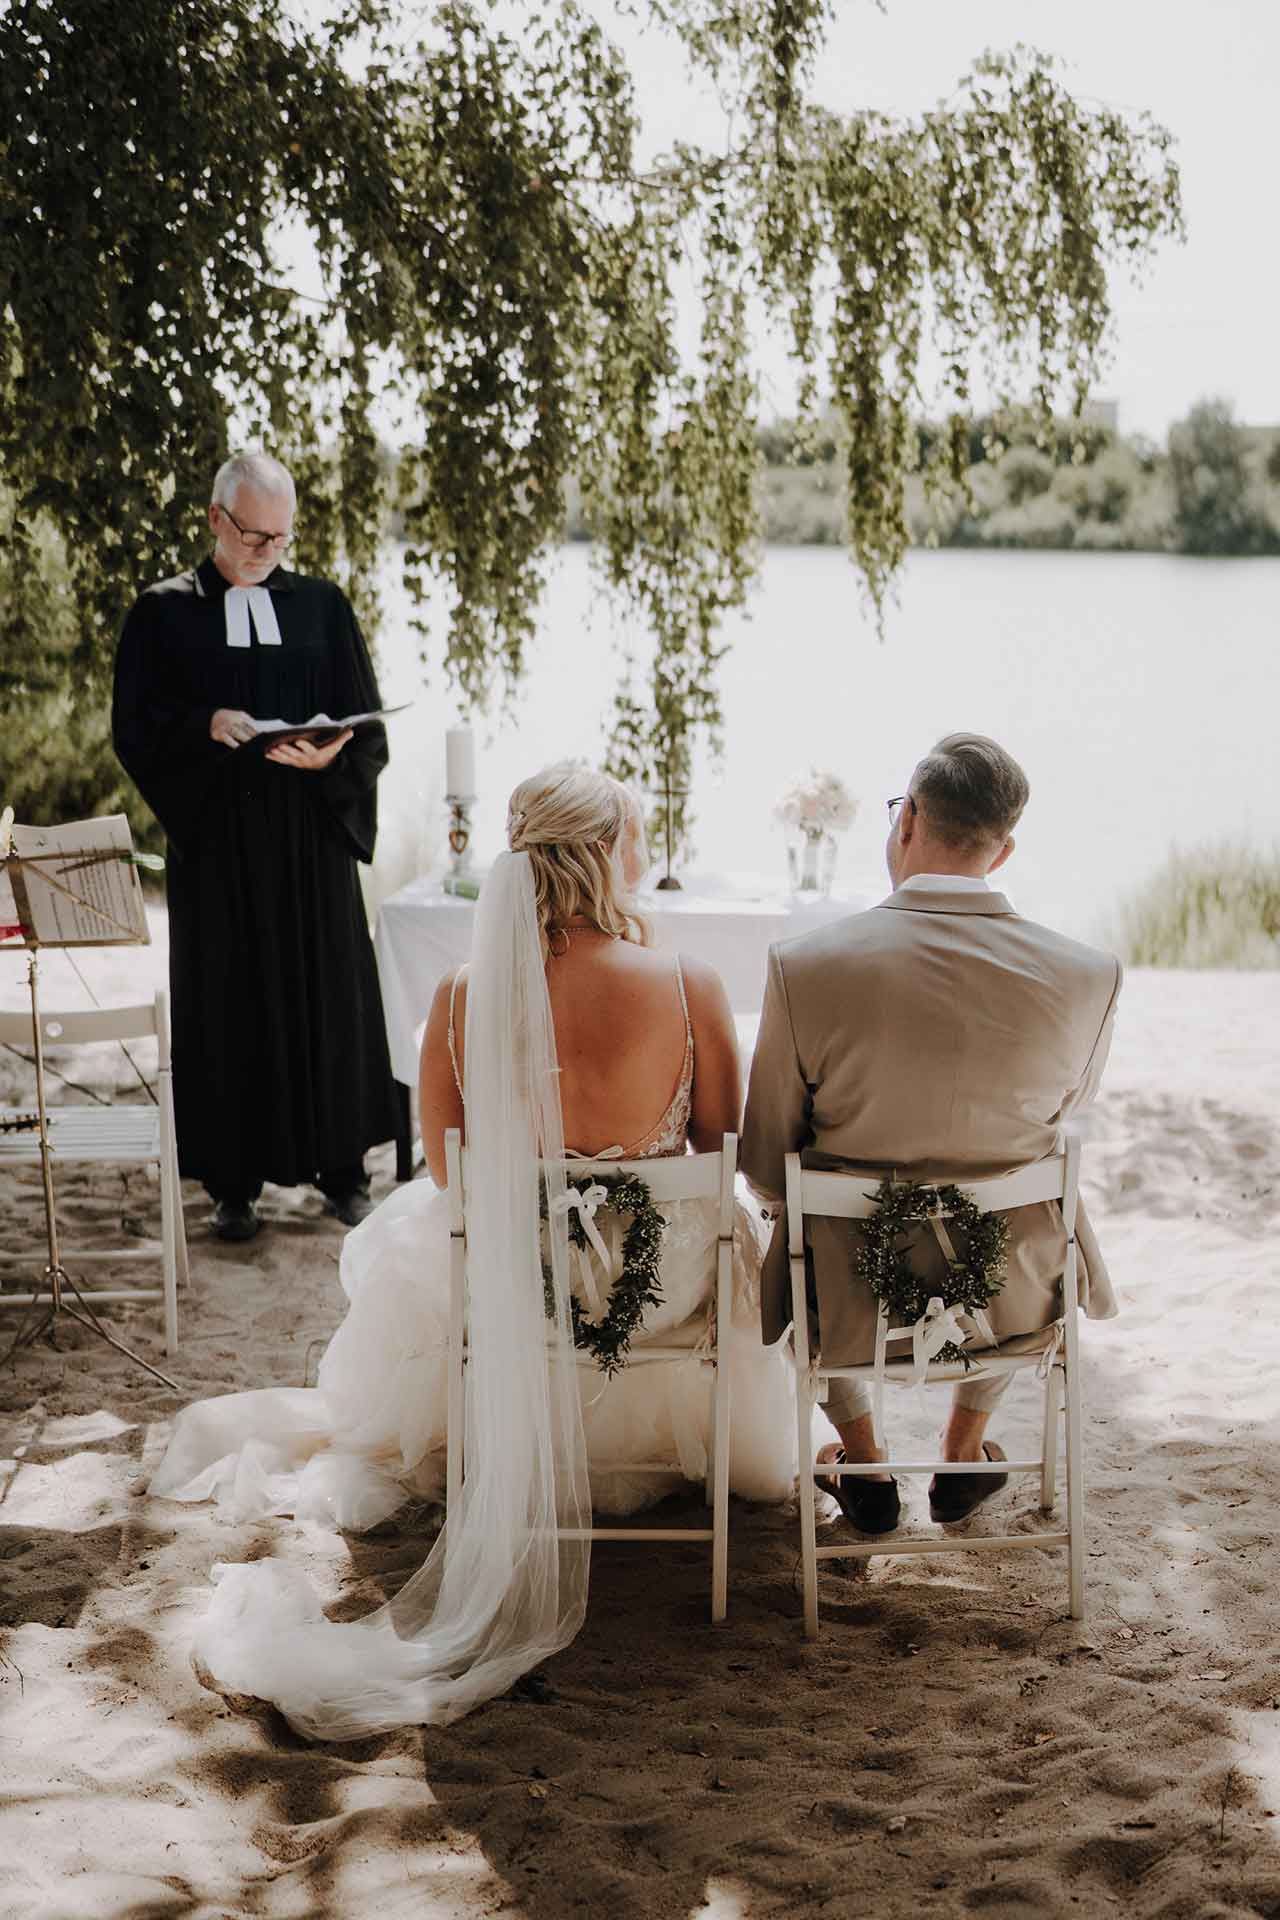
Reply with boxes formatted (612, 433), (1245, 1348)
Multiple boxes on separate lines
(0, 990), (188, 1354)
(787, 1133), (1086, 1637)
(444, 1128), (737, 1622)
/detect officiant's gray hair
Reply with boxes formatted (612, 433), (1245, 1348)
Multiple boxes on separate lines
(211, 452), (296, 511)
(507, 763), (652, 957)
(913, 733), (1029, 852)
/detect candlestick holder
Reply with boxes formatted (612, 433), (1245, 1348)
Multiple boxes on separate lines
(442, 793), (478, 898)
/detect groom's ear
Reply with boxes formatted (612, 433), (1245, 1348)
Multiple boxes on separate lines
(988, 835), (1014, 875)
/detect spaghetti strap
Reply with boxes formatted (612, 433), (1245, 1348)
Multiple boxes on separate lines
(673, 955), (692, 1045)
(447, 970), (465, 1101)
(597, 958), (695, 1160)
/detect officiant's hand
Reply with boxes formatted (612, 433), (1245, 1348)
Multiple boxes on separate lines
(265, 730), (354, 771)
(211, 708), (258, 748)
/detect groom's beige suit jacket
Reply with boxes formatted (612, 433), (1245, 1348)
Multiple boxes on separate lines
(740, 882), (1121, 1364)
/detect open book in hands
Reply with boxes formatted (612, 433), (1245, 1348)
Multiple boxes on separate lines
(249, 703), (412, 748)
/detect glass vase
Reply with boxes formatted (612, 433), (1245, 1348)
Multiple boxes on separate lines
(788, 823), (834, 896)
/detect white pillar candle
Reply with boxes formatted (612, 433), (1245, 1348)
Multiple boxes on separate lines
(445, 726), (476, 797)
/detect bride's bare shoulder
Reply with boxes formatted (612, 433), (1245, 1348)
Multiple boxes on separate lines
(423, 967), (468, 1051)
(676, 952), (733, 1017)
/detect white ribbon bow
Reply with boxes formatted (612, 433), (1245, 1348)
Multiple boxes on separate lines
(910, 1296), (971, 1385)
(550, 1183), (615, 1321)
(224, 585), (283, 649)
(908, 1296), (999, 1386)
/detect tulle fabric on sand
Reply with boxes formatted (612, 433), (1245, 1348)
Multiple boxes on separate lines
(167, 852), (591, 1739)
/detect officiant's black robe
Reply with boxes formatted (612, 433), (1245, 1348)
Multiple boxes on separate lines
(112, 558), (398, 1196)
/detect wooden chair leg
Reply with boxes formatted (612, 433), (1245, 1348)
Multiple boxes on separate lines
(446, 1266), (465, 1514)
(446, 1351), (463, 1515)
(1063, 1333), (1085, 1620)
(798, 1380), (819, 1639)
(704, 1359), (716, 1511)
(1040, 1365), (1061, 1513)
(158, 1153), (179, 1357)
(171, 1135), (190, 1290)
(712, 1351), (730, 1624)
(159, 1068), (188, 1323)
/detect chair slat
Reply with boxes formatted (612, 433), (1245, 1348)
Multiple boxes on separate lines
(0, 1001), (160, 1047)
(0, 1107), (161, 1162)
(800, 1152), (1068, 1220)
(0, 1287), (165, 1308)
(815, 1531), (1071, 1561)
(454, 1144), (728, 1204)
(820, 1350), (1052, 1383)
(829, 1458), (1045, 1477)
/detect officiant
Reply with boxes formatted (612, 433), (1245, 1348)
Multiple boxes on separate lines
(111, 452), (399, 1241)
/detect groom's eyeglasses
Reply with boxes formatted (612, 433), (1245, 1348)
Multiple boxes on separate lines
(886, 794), (917, 824)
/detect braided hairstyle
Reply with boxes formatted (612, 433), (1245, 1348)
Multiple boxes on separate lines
(506, 763), (651, 958)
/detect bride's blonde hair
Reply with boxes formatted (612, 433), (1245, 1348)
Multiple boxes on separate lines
(506, 763), (652, 956)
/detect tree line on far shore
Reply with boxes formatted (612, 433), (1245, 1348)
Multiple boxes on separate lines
(564, 397), (1280, 556)
(5, 389), (1278, 864)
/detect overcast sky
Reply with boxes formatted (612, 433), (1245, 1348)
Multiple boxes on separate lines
(602, 0), (1277, 438)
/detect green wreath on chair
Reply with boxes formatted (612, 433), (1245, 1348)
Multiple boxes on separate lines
(853, 1177), (1010, 1368)
(541, 1170), (667, 1375)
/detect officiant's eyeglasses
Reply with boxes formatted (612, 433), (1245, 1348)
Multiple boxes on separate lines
(886, 794), (917, 824)
(217, 504), (293, 552)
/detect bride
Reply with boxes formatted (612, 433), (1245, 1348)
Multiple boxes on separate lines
(150, 764), (801, 1738)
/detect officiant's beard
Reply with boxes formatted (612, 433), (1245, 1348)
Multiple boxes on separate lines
(212, 548), (279, 590)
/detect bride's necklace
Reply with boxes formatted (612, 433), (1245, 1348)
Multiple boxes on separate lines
(547, 919), (619, 957)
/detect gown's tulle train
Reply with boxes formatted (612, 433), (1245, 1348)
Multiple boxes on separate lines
(149, 849), (813, 1738)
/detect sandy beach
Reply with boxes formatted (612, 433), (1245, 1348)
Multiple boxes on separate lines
(1, 927), (1277, 1920)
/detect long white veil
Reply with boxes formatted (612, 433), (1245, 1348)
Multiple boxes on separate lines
(190, 852), (591, 1738)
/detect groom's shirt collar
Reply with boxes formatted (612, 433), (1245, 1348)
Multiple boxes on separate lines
(899, 872), (991, 893)
(884, 871), (1017, 914)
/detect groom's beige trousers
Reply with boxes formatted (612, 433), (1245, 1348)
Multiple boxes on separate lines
(803, 1299), (1016, 1425)
(741, 882), (1122, 1429)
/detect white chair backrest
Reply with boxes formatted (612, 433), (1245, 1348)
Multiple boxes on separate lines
(446, 1133), (738, 1234)
(790, 1134), (1081, 1241)
(0, 991), (169, 1066)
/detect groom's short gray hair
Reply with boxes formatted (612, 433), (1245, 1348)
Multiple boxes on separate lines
(913, 733), (1029, 851)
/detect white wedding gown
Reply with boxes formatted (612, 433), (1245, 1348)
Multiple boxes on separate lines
(151, 962), (802, 1529)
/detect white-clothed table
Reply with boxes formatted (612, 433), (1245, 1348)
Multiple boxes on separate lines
(375, 874), (870, 1086)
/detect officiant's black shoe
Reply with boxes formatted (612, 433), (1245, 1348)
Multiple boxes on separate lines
(211, 1199), (262, 1243)
(818, 1451), (901, 1535)
(322, 1189), (376, 1228)
(928, 1440), (1008, 1523)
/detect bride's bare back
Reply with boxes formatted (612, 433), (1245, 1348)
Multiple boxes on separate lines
(419, 935), (741, 1185)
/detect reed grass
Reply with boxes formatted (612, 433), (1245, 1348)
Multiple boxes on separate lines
(1113, 843), (1280, 968)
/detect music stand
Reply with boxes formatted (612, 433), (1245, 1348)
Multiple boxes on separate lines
(1, 813), (179, 1389)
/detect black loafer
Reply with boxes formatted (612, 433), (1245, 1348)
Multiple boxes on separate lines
(211, 1199), (262, 1243)
(322, 1189), (376, 1228)
(818, 1451), (901, 1535)
(929, 1440), (1008, 1523)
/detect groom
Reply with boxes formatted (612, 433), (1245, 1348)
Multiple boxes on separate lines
(741, 733), (1121, 1531)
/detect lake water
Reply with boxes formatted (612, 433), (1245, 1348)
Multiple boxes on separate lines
(369, 545), (1280, 945)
